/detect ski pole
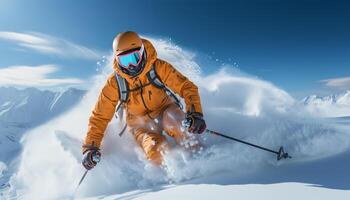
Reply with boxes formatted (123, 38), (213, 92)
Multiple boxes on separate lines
(206, 129), (291, 160)
(73, 151), (101, 196)
(74, 170), (89, 195)
(182, 119), (291, 161)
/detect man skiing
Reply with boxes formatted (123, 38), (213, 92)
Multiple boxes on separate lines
(82, 31), (206, 170)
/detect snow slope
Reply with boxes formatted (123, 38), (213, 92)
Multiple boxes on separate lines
(84, 142), (350, 200)
(2, 38), (350, 200)
(89, 183), (349, 200)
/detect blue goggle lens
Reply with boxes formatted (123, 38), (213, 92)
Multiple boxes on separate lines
(118, 52), (141, 68)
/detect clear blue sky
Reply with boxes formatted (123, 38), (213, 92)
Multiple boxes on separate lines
(1, 0), (350, 97)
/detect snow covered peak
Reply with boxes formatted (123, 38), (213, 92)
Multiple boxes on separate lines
(336, 90), (350, 105)
(302, 94), (336, 105)
(302, 90), (350, 106)
(302, 90), (350, 117)
(0, 87), (86, 124)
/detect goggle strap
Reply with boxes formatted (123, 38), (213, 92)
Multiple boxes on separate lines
(139, 44), (144, 57)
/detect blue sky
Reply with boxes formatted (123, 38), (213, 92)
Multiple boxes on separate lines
(0, 0), (350, 98)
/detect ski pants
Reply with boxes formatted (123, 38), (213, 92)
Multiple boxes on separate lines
(128, 104), (197, 165)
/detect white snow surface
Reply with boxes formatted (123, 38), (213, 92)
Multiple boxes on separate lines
(2, 37), (350, 199)
(80, 183), (349, 200)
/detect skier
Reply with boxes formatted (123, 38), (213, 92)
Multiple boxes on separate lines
(82, 31), (206, 170)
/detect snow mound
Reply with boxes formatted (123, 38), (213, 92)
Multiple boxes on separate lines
(4, 37), (350, 199)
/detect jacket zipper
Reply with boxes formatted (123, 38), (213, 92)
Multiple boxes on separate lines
(138, 80), (153, 119)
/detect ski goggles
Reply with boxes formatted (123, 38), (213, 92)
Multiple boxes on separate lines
(117, 45), (144, 69)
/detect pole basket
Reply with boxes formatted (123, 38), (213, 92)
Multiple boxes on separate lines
(277, 146), (292, 160)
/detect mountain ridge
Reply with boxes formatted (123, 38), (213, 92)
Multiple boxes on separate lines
(302, 90), (350, 106)
(0, 86), (86, 169)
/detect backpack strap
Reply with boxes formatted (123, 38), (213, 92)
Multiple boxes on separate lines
(114, 72), (129, 137)
(147, 65), (165, 89)
(115, 72), (129, 103)
(147, 64), (183, 109)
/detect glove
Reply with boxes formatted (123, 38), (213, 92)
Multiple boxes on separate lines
(82, 148), (101, 170)
(186, 112), (207, 134)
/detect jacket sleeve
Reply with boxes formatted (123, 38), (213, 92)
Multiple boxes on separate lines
(155, 59), (203, 114)
(83, 73), (119, 152)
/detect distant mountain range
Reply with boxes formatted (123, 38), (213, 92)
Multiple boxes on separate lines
(302, 90), (350, 106)
(0, 87), (86, 124)
(302, 90), (350, 117)
(0, 87), (86, 164)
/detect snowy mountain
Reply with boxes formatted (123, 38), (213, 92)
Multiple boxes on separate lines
(0, 87), (86, 124)
(302, 90), (350, 106)
(0, 87), (86, 189)
(302, 90), (350, 117)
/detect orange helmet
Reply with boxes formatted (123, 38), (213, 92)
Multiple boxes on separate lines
(113, 31), (147, 76)
(113, 31), (143, 55)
